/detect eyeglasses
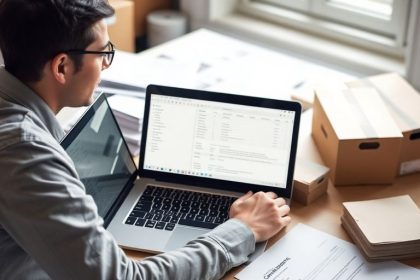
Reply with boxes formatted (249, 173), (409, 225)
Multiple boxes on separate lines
(63, 41), (115, 68)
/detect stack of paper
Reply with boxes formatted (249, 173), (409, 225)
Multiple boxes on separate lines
(341, 195), (420, 261)
(107, 95), (145, 156)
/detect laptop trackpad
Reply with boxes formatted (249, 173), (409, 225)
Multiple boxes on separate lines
(164, 226), (209, 251)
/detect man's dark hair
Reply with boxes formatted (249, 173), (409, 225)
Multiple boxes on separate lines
(0, 0), (114, 83)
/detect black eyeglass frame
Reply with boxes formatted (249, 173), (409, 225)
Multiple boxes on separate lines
(63, 41), (115, 67)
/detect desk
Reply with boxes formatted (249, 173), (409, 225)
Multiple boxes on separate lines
(124, 109), (420, 278)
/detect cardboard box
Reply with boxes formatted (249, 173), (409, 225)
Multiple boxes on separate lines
(292, 159), (330, 205)
(108, 0), (135, 52)
(346, 73), (420, 176)
(129, 0), (171, 37)
(312, 87), (403, 185)
(293, 183), (328, 206)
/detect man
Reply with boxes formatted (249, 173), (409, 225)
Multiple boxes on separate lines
(0, 1), (291, 279)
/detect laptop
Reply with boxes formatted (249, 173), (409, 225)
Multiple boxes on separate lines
(61, 84), (301, 253)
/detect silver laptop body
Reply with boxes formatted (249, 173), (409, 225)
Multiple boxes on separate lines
(61, 85), (301, 253)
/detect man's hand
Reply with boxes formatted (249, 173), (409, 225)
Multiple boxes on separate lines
(229, 191), (291, 242)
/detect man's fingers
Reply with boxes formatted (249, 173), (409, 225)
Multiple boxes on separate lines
(274, 197), (287, 207)
(235, 191), (253, 203)
(278, 204), (290, 216)
(265, 192), (278, 199)
(281, 215), (292, 225)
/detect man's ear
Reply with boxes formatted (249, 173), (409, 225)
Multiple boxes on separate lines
(50, 53), (72, 84)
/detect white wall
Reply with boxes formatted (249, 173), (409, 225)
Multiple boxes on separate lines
(0, 50), (3, 65)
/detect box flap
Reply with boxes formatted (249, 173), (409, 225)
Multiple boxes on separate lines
(315, 86), (402, 140)
(347, 73), (420, 133)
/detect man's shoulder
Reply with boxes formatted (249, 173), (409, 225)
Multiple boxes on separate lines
(0, 98), (48, 150)
(0, 96), (30, 119)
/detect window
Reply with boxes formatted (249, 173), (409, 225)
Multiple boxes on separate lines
(240, 0), (411, 56)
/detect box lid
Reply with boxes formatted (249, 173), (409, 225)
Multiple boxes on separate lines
(294, 158), (329, 185)
(347, 73), (420, 133)
(315, 87), (402, 140)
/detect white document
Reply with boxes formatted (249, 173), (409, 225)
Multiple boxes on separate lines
(236, 223), (420, 280)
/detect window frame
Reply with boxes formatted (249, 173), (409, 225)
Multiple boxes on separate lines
(240, 0), (411, 56)
(258, 0), (310, 11)
(312, 0), (409, 44)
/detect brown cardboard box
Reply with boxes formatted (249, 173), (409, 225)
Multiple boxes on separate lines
(292, 159), (330, 205)
(346, 73), (420, 176)
(312, 87), (403, 185)
(108, 0), (135, 52)
(129, 0), (171, 36)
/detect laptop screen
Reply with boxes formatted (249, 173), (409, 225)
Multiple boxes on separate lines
(140, 85), (301, 197)
(61, 94), (137, 219)
(144, 94), (295, 188)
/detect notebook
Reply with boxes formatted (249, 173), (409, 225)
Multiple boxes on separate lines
(61, 84), (301, 253)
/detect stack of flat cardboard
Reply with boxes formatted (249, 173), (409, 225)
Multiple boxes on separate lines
(341, 195), (420, 261)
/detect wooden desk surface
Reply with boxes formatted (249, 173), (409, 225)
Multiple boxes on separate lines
(126, 109), (420, 278)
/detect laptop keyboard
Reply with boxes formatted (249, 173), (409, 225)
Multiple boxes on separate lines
(124, 185), (236, 231)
